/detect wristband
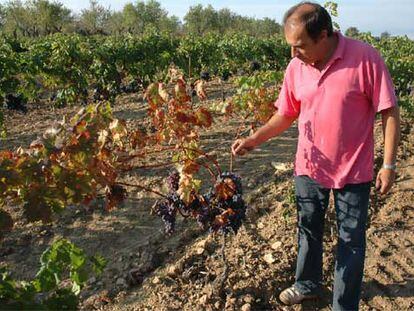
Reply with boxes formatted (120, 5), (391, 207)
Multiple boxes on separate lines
(383, 163), (396, 171)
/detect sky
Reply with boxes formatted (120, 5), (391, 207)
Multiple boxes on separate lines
(2, 0), (414, 38)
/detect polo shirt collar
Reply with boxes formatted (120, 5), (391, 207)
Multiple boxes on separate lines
(332, 31), (345, 61)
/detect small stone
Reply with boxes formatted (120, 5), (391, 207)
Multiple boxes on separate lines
(152, 276), (160, 284)
(116, 278), (126, 287)
(166, 264), (179, 277)
(196, 247), (205, 255)
(225, 297), (236, 308)
(199, 294), (208, 305)
(127, 269), (144, 286)
(235, 248), (244, 255)
(271, 161), (289, 171)
(88, 277), (97, 284)
(214, 301), (221, 309)
(196, 240), (207, 249)
(271, 241), (282, 250)
(257, 222), (265, 229)
(243, 295), (254, 303)
(263, 253), (276, 264)
(241, 303), (251, 311)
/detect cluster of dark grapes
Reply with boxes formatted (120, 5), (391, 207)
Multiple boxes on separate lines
(4, 93), (28, 113)
(209, 172), (246, 234)
(200, 70), (232, 82)
(250, 60), (261, 72)
(166, 170), (180, 192)
(220, 69), (231, 82)
(120, 79), (143, 94)
(200, 71), (211, 82)
(154, 171), (247, 235)
(92, 85), (111, 101)
(152, 193), (185, 235)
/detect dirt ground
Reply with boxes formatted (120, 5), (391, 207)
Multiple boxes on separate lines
(1, 81), (413, 311)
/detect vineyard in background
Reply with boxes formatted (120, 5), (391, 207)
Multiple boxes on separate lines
(0, 32), (413, 131)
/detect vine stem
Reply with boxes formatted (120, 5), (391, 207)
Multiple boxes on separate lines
(124, 146), (176, 162)
(116, 182), (167, 199)
(180, 146), (221, 175)
(214, 233), (229, 298)
(230, 125), (244, 173)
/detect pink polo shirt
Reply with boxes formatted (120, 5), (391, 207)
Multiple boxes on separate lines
(275, 32), (397, 188)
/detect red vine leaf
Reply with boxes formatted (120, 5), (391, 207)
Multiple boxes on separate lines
(195, 108), (212, 127)
(215, 178), (237, 200)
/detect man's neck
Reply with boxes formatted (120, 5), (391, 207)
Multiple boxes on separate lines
(314, 34), (339, 71)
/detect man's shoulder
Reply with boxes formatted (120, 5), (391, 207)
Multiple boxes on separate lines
(343, 35), (380, 59)
(285, 57), (302, 73)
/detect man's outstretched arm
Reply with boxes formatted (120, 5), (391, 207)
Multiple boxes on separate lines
(376, 106), (400, 194)
(231, 112), (297, 156)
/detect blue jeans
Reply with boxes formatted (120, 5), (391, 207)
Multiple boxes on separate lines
(294, 175), (370, 311)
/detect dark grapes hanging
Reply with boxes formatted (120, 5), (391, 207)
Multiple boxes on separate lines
(153, 171), (247, 235)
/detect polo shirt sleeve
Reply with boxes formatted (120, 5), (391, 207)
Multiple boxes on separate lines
(274, 64), (301, 118)
(368, 49), (398, 113)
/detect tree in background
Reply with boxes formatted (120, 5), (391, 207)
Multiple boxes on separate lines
(345, 26), (360, 38)
(1, 0), (34, 37)
(0, 0), (73, 37)
(184, 4), (281, 36)
(77, 0), (111, 35)
(184, 4), (219, 35)
(0, 0), (280, 38)
(118, 0), (180, 35)
(381, 31), (391, 39)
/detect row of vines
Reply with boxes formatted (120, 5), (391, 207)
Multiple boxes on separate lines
(0, 33), (290, 106)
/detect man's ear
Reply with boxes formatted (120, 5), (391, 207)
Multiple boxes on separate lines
(317, 30), (328, 43)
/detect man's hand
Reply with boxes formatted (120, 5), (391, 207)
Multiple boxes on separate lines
(375, 168), (396, 195)
(231, 138), (256, 156)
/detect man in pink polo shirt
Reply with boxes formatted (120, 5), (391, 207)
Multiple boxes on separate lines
(232, 2), (400, 310)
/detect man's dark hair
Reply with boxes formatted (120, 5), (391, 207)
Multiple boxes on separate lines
(283, 2), (333, 41)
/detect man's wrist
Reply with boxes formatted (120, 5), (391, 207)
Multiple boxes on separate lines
(383, 163), (397, 171)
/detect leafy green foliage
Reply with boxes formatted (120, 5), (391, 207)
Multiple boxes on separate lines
(0, 238), (106, 310)
(212, 71), (284, 126)
(324, 1), (340, 31)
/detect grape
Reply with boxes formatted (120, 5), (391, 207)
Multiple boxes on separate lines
(122, 79), (141, 93)
(166, 170), (180, 192)
(153, 193), (185, 234)
(220, 70), (231, 82)
(250, 61), (261, 72)
(200, 71), (210, 81)
(186, 195), (201, 212)
(5, 93), (28, 113)
(153, 199), (176, 235)
(195, 204), (210, 229)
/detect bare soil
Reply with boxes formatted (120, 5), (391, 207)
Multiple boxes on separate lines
(1, 81), (413, 311)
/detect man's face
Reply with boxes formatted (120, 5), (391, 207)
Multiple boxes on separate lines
(284, 21), (326, 64)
